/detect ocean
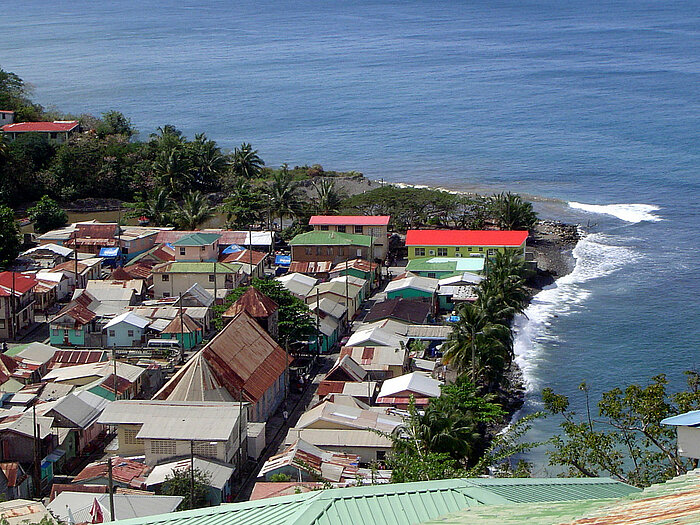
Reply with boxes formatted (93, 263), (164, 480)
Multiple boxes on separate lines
(2, 0), (699, 472)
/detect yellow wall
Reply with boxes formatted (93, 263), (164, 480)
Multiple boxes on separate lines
(408, 243), (525, 259)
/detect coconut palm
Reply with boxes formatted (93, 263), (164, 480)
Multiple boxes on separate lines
(190, 133), (229, 191)
(312, 178), (345, 214)
(220, 177), (265, 229)
(231, 142), (264, 179)
(175, 191), (214, 230)
(489, 192), (538, 231)
(477, 251), (529, 323)
(152, 147), (191, 197)
(442, 303), (513, 389)
(267, 166), (302, 230)
(125, 188), (175, 226)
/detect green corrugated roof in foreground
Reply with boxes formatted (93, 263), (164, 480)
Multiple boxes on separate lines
(110, 477), (640, 525)
(289, 230), (373, 247)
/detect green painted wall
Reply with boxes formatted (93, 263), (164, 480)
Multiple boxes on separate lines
(386, 289), (434, 300)
(50, 328), (85, 346)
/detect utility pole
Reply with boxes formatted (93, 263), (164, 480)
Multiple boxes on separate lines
(32, 404), (40, 498)
(248, 225), (254, 282)
(179, 292), (185, 352)
(107, 456), (115, 519)
(315, 288), (321, 356)
(73, 232), (79, 290)
(113, 347), (118, 399)
(10, 271), (15, 340)
(237, 387), (243, 485)
(189, 440), (195, 509)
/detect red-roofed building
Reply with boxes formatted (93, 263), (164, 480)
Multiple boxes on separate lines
(73, 457), (150, 489)
(310, 216), (390, 260)
(0, 272), (38, 340)
(1, 120), (80, 143)
(222, 287), (279, 339)
(405, 229), (529, 259)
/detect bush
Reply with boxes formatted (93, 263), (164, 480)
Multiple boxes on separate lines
(28, 195), (67, 233)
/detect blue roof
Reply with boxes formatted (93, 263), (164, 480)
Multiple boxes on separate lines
(275, 255), (291, 266)
(661, 410), (700, 427)
(222, 244), (244, 254)
(99, 247), (121, 257)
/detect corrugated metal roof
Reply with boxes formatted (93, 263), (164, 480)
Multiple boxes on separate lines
(289, 261), (334, 274)
(365, 298), (431, 324)
(661, 410), (700, 427)
(171, 232), (221, 246)
(223, 287), (278, 319)
(289, 231), (373, 247)
(309, 216), (390, 226)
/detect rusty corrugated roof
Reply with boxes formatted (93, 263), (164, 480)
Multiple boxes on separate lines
(223, 287), (278, 319)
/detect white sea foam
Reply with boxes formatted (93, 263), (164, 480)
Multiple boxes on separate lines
(568, 202), (662, 223)
(513, 231), (638, 393)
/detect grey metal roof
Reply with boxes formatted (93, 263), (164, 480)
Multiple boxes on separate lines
(98, 400), (243, 442)
(146, 457), (235, 490)
(48, 492), (183, 523)
(48, 393), (105, 428)
(661, 410), (700, 427)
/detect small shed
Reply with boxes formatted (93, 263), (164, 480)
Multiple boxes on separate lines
(103, 312), (150, 347)
(160, 314), (202, 350)
(662, 410), (700, 459)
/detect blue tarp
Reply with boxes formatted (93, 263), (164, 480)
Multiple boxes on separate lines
(222, 244), (244, 254)
(447, 315), (461, 323)
(99, 247), (121, 258)
(275, 255), (291, 266)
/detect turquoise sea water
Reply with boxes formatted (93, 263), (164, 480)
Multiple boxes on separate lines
(2, 0), (699, 471)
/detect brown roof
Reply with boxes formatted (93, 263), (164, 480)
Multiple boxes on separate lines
(364, 298), (431, 324)
(156, 311), (291, 404)
(289, 261), (333, 274)
(109, 267), (133, 281)
(50, 483), (108, 501)
(0, 354), (19, 384)
(162, 314), (201, 334)
(223, 287), (278, 320)
(250, 482), (323, 501)
(332, 259), (378, 273)
(0, 462), (26, 487)
(73, 457), (150, 488)
(52, 292), (98, 327)
(74, 223), (119, 239)
(220, 249), (267, 266)
(122, 262), (153, 280)
(48, 350), (106, 369)
(316, 380), (346, 397)
(52, 260), (90, 274)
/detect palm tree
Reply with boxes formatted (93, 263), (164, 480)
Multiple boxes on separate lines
(220, 177), (264, 229)
(477, 251), (529, 323)
(174, 191), (214, 230)
(231, 143), (264, 179)
(125, 188), (175, 226)
(489, 192), (538, 231)
(190, 133), (229, 191)
(312, 178), (345, 214)
(442, 303), (513, 389)
(152, 147), (191, 197)
(267, 167), (302, 230)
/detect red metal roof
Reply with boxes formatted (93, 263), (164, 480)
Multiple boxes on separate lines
(49, 350), (106, 369)
(1, 120), (79, 133)
(405, 229), (529, 247)
(310, 215), (390, 226)
(0, 462), (25, 487)
(0, 272), (38, 296)
(289, 261), (333, 274)
(74, 457), (150, 488)
(223, 287), (278, 319)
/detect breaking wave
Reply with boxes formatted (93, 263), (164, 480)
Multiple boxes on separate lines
(512, 231), (639, 393)
(568, 202), (662, 223)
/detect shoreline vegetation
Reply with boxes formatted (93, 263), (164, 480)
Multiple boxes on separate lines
(1, 66), (584, 479)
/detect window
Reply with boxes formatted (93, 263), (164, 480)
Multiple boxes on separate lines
(305, 247), (312, 255)
(354, 225), (363, 234)
(337, 225), (346, 233)
(415, 248), (425, 257)
(487, 249), (496, 256)
(467, 247), (473, 251)
(163, 292), (170, 298)
(376, 451), (386, 461)
(437, 247), (448, 256)
(193, 442), (217, 457)
(51, 328), (58, 335)
(162, 275), (169, 282)
(338, 247), (344, 256)
(478, 247), (484, 252)
(123, 428), (139, 445)
(327, 247), (333, 256)
(320, 225), (329, 231)
(127, 330), (134, 337)
(455, 247), (460, 251)
(109, 330), (116, 337)
(208, 274), (216, 282)
(150, 440), (176, 455)
(50, 132), (57, 139)
(428, 250), (435, 256)
(179, 247), (186, 256)
(316, 247), (322, 255)
(427, 272), (436, 278)
(201, 246), (206, 251)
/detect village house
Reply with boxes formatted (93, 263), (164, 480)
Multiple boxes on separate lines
(86, 279), (145, 305)
(222, 287), (279, 340)
(364, 297), (432, 325)
(275, 272), (318, 300)
(0, 272), (37, 341)
(0, 462), (32, 500)
(384, 275), (439, 305)
(0, 110), (14, 125)
(155, 230), (276, 254)
(375, 372), (442, 410)
(158, 314), (202, 351)
(0, 412), (56, 465)
(285, 400), (402, 463)
(309, 216), (390, 261)
(339, 346), (409, 380)
(97, 400), (247, 468)
(145, 457), (235, 505)
(329, 258), (380, 288)
(48, 258), (103, 291)
(33, 271), (71, 311)
(20, 244), (73, 269)
(73, 456), (151, 489)
(436, 272), (484, 310)
(329, 274), (369, 303)
(405, 229), (529, 259)
(309, 297), (348, 329)
(4, 342), (58, 383)
(289, 231), (373, 265)
(220, 248), (268, 280)
(151, 261), (243, 300)
(287, 261), (334, 280)
(42, 360), (145, 401)
(103, 312), (151, 347)
(305, 280), (363, 319)
(1, 120), (80, 143)
(153, 311), (291, 423)
(405, 256), (485, 278)
(48, 491), (182, 524)
(309, 311), (341, 354)
(48, 291), (123, 347)
(345, 319), (408, 349)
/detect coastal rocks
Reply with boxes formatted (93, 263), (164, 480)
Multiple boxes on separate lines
(536, 220), (580, 246)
